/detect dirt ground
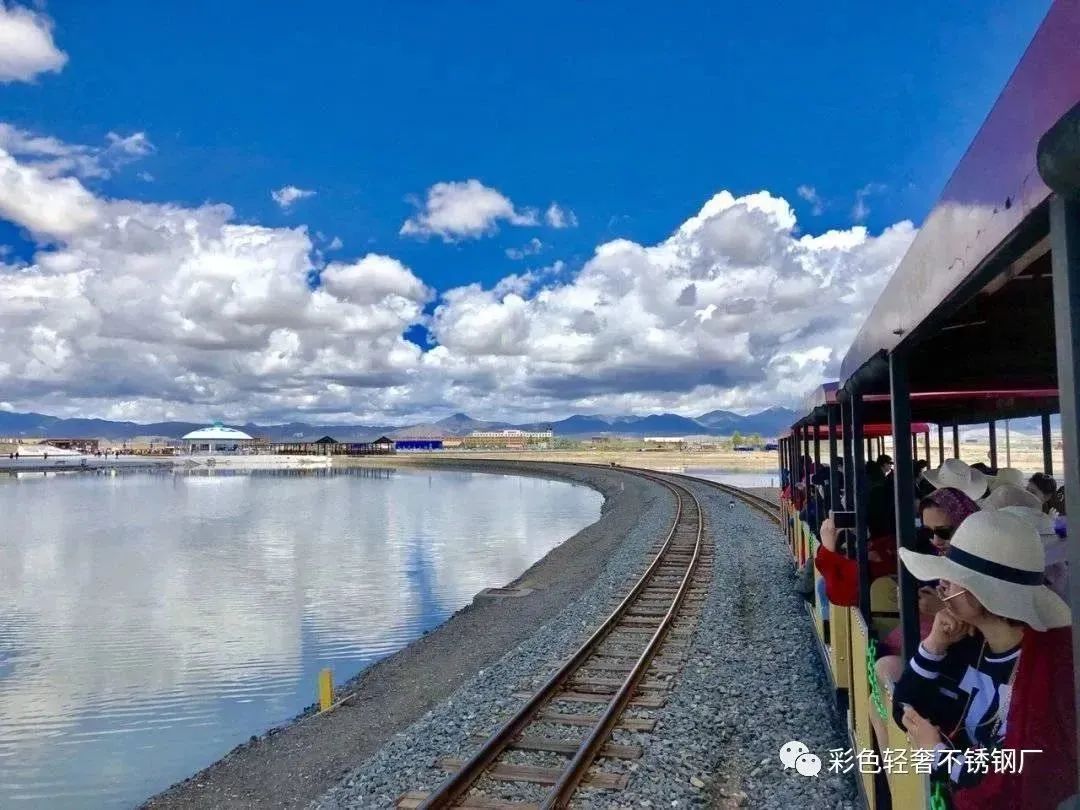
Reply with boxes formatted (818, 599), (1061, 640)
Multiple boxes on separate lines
(342, 448), (781, 472)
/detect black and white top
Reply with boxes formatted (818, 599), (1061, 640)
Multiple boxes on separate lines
(892, 634), (1020, 788)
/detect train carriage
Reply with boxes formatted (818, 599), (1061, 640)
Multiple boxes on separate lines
(780, 2), (1080, 807)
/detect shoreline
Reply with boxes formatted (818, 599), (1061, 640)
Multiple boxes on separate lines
(142, 460), (668, 809)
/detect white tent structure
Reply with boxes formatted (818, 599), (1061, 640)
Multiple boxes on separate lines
(12, 443), (82, 457)
(181, 423), (254, 454)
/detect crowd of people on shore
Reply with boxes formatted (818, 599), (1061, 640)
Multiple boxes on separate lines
(784, 453), (1076, 809)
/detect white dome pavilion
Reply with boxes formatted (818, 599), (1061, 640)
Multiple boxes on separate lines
(181, 422), (254, 453)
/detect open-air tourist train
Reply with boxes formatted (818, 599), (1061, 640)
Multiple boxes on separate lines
(777, 1), (1080, 807)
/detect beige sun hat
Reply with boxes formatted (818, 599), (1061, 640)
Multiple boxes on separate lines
(922, 458), (989, 501)
(987, 467), (1028, 492)
(978, 483), (1044, 511)
(898, 510), (1071, 631)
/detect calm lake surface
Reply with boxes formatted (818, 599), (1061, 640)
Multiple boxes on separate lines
(0, 467), (602, 808)
(677, 467), (779, 489)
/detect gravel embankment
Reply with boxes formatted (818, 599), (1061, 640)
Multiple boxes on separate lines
(599, 474), (857, 809)
(143, 462), (668, 810)
(314, 470), (857, 809)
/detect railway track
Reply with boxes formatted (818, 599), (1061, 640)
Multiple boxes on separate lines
(397, 466), (779, 810)
(663, 472), (780, 525)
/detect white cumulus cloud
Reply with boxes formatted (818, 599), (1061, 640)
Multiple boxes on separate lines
(0, 3), (67, 83)
(400, 179), (539, 241)
(0, 123), (918, 422)
(0, 125), (432, 422)
(271, 185), (316, 210)
(425, 190), (916, 417)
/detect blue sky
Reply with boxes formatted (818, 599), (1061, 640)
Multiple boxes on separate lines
(0, 1), (1056, 423)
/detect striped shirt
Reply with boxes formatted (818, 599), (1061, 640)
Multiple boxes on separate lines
(892, 634), (1020, 788)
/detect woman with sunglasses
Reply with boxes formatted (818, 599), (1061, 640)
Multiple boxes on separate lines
(868, 487), (980, 754)
(891, 511), (1075, 809)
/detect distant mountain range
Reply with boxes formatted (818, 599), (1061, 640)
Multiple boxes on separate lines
(0, 406), (799, 442)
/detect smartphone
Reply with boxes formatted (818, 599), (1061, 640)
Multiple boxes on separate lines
(832, 510), (856, 530)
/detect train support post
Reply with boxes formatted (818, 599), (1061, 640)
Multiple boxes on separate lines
(1049, 192), (1080, 790)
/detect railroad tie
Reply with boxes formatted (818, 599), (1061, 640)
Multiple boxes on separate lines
(536, 710), (655, 732)
(513, 690), (666, 708)
(468, 734), (643, 759)
(397, 790), (539, 809)
(436, 759), (629, 790)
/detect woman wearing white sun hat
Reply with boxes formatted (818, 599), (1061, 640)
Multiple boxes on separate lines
(998, 505), (1071, 603)
(986, 467), (1029, 492)
(922, 458), (991, 501)
(978, 483), (1045, 512)
(891, 510), (1075, 808)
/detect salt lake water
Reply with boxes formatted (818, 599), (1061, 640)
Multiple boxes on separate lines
(676, 467), (779, 489)
(0, 467), (602, 808)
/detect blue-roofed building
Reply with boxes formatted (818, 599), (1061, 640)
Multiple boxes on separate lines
(395, 439), (444, 451)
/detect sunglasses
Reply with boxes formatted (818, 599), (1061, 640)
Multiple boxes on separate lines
(917, 525), (955, 544)
(926, 525), (955, 541)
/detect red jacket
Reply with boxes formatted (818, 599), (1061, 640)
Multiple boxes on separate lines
(813, 534), (897, 606)
(953, 627), (1077, 810)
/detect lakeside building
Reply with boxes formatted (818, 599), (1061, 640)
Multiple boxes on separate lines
(259, 435), (396, 456)
(461, 429), (553, 449)
(395, 439), (444, 451)
(181, 423), (255, 454)
(643, 436), (688, 448)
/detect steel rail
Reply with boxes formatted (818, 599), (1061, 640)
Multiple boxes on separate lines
(416, 470), (701, 809)
(541, 481), (704, 808)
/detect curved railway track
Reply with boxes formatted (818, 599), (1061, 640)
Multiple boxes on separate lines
(398, 465), (780, 810)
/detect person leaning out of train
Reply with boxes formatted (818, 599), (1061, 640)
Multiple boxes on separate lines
(814, 509), (896, 608)
(892, 510), (1076, 809)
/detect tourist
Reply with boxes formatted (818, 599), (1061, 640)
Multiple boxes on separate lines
(876, 453), (894, 477)
(1027, 472), (1058, 513)
(922, 458), (989, 501)
(978, 483), (1044, 511)
(867, 486), (980, 752)
(999, 505), (1071, 603)
(986, 467), (1027, 491)
(892, 510), (1075, 809)
(913, 459), (935, 499)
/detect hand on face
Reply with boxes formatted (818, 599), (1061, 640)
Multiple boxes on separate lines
(925, 606), (973, 654)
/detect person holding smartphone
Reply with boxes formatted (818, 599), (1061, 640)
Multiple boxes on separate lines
(891, 511), (1075, 808)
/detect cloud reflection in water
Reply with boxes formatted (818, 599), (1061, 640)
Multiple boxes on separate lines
(0, 467), (601, 808)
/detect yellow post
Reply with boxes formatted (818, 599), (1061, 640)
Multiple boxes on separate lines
(318, 668), (333, 712)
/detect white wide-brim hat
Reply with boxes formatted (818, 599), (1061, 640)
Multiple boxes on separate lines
(1001, 506), (1070, 566)
(898, 510), (1071, 631)
(978, 483), (1044, 511)
(922, 458), (989, 501)
(987, 467), (1028, 491)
